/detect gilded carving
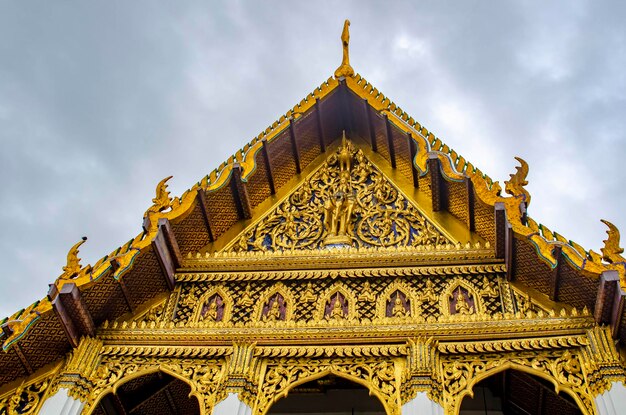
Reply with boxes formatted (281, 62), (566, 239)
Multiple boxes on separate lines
(255, 358), (399, 415)
(376, 281), (419, 321)
(441, 350), (595, 415)
(194, 286), (232, 325)
(358, 281), (376, 302)
(441, 278), (483, 318)
(59, 236), (88, 280)
(299, 282), (317, 303)
(84, 356), (225, 415)
(226, 143), (452, 253)
(238, 283), (255, 307)
(504, 157), (531, 206)
(0, 380), (49, 415)
(334, 19), (355, 79)
(255, 284), (295, 323)
(316, 283), (357, 322)
(143, 175), (173, 232)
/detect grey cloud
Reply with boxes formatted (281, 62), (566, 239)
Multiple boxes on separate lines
(0, 1), (625, 317)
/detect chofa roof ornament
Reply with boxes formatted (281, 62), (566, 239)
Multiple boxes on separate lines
(60, 236), (88, 279)
(334, 19), (355, 79)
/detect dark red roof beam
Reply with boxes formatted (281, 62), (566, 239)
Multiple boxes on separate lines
(197, 190), (216, 242)
(261, 139), (276, 195)
(50, 282), (95, 348)
(231, 163), (253, 220)
(384, 115), (397, 169)
(288, 118), (302, 174)
(428, 154), (447, 212)
(152, 218), (181, 291)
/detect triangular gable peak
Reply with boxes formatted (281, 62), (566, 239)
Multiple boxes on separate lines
(1, 20), (625, 391)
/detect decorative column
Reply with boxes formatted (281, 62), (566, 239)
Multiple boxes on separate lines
(42, 337), (103, 414)
(584, 326), (626, 415)
(401, 337), (444, 415)
(214, 342), (259, 414)
(39, 388), (84, 415)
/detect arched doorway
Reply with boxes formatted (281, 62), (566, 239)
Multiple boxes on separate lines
(268, 374), (386, 414)
(90, 371), (200, 415)
(459, 369), (583, 414)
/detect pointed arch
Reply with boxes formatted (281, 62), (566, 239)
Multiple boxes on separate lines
(254, 283), (296, 322)
(193, 285), (232, 325)
(256, 358), (400, 415)
(376, 280), (420, 320)
(453, 362), (592, 415)
(440, 277), (484, 317)
(85, 364), (214, 415)
(315, 282), (357, 321)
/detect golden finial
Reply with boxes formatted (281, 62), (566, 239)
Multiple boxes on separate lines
(144, 175), (173, 218)
(334, 19), (355, 79)
(61, 236), (87, 278)
(504, 157), (531, 206)
(600, 219), (625, 264)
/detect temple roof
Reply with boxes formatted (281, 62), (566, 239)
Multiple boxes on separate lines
(1, 20), (625, 389)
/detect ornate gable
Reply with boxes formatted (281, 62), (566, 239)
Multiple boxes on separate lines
(225, 135), (454, 253)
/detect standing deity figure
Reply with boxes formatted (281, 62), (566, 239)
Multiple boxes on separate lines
(323, 135), (355, 245)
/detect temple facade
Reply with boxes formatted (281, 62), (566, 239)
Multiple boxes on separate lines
(1, 21), (626, 415)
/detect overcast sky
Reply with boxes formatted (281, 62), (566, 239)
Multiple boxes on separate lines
(1, 1), (625, 319)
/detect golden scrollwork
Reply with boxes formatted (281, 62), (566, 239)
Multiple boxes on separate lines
(441, 350), (595, 415)
(0, 379), (49, 415)
(255, 357), (399, 415)
(83, 355), (225, 415)
(227, 141), (452, 253)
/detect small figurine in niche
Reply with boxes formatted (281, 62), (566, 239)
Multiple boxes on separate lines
(199, 295), (224, 322)
(453, 287), (474, 315)
(327, 293), (346, 320)
(481, 275), (498, 298)
(238, 283), (254, 307)
(262, 294), (286, 322)
(300, 282), (316, 302)
(358, 281), (375, 302)
(390, 292), (409, 318)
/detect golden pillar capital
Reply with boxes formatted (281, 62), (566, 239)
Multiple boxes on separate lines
(582, 326), (626, 396)
(401, 336), (441, 405)
(220, 342), (260, 408)
(52, 336), (103, 402)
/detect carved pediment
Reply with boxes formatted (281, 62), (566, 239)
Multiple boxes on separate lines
(224, 137), (453, 253)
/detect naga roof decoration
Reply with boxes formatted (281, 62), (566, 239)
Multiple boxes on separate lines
(1, 19), (625, 390)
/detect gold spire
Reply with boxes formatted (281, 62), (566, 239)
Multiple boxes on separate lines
(334, 19), (355, 79)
